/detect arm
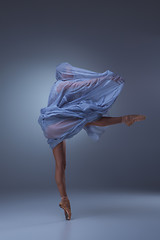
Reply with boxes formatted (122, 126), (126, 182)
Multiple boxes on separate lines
(56, 77), (101, 93)
(56, 73), (124, 93)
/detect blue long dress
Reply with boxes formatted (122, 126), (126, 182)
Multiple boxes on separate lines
(38, 62), (125, 150)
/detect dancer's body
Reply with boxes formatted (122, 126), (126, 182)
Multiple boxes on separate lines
(53, 114), (146, 220)
(38, 62), (146, 220)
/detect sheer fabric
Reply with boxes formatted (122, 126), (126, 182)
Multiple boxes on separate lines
(38, 62), (125, 150)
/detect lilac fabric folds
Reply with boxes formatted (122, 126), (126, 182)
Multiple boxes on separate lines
(38, 62), (125, 150)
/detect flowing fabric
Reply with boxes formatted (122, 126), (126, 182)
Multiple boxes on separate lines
(38, 62), (125, 150)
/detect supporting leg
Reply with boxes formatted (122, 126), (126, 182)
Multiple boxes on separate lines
(52, 141), (67, 198)
(52, 140), (72, 220)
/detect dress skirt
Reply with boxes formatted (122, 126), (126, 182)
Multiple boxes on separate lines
(38, 62), (125, 150)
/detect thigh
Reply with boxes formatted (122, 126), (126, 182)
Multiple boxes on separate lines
(46, 119), (80, 139)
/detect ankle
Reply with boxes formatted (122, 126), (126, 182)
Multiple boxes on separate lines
(61, 195), (68, 200)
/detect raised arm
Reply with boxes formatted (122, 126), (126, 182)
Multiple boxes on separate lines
(56, 77), (100, 93)
(56, 73), (124, 93)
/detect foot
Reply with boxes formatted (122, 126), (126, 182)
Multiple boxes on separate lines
(59, 196), (71, 220)
(122, 114), (146, 126)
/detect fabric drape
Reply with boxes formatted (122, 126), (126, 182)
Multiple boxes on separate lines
(38, 62), (125, 150)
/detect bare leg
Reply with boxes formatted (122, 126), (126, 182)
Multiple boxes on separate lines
(52, 140), (67, 198)
(85, 114), (146, 127)
(85, 116), (123, 127)
(52, 140), (71, 220)
(62, 140), (66, 188)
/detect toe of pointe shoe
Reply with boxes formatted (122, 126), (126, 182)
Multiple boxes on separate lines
(64, 209), (71, 220)
(140, 115), (146, 120)
(133, 114), (146, 122)
(59, 200), (71, 220)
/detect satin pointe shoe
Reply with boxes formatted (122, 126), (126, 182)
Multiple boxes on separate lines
(122, 114), (146, 126)
(59, 196), (71, 220)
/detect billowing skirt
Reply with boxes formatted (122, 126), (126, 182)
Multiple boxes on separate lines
(38, 66), (125, 150)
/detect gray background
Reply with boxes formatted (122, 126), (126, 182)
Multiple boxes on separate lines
(1, 0), (159, 193)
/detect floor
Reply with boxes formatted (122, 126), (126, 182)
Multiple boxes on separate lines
(1, 190), (160, 240)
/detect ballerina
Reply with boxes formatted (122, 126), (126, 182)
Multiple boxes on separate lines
(38, 62), (146, 220)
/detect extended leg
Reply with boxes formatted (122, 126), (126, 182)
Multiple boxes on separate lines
(52, 140), (67, 198)
(85, 116), (123, 127)
(85, 114), (146, 127)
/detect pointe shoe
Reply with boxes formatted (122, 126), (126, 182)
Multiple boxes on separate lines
(122, 114), (146, 126)
(59, 196), (71, 220)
